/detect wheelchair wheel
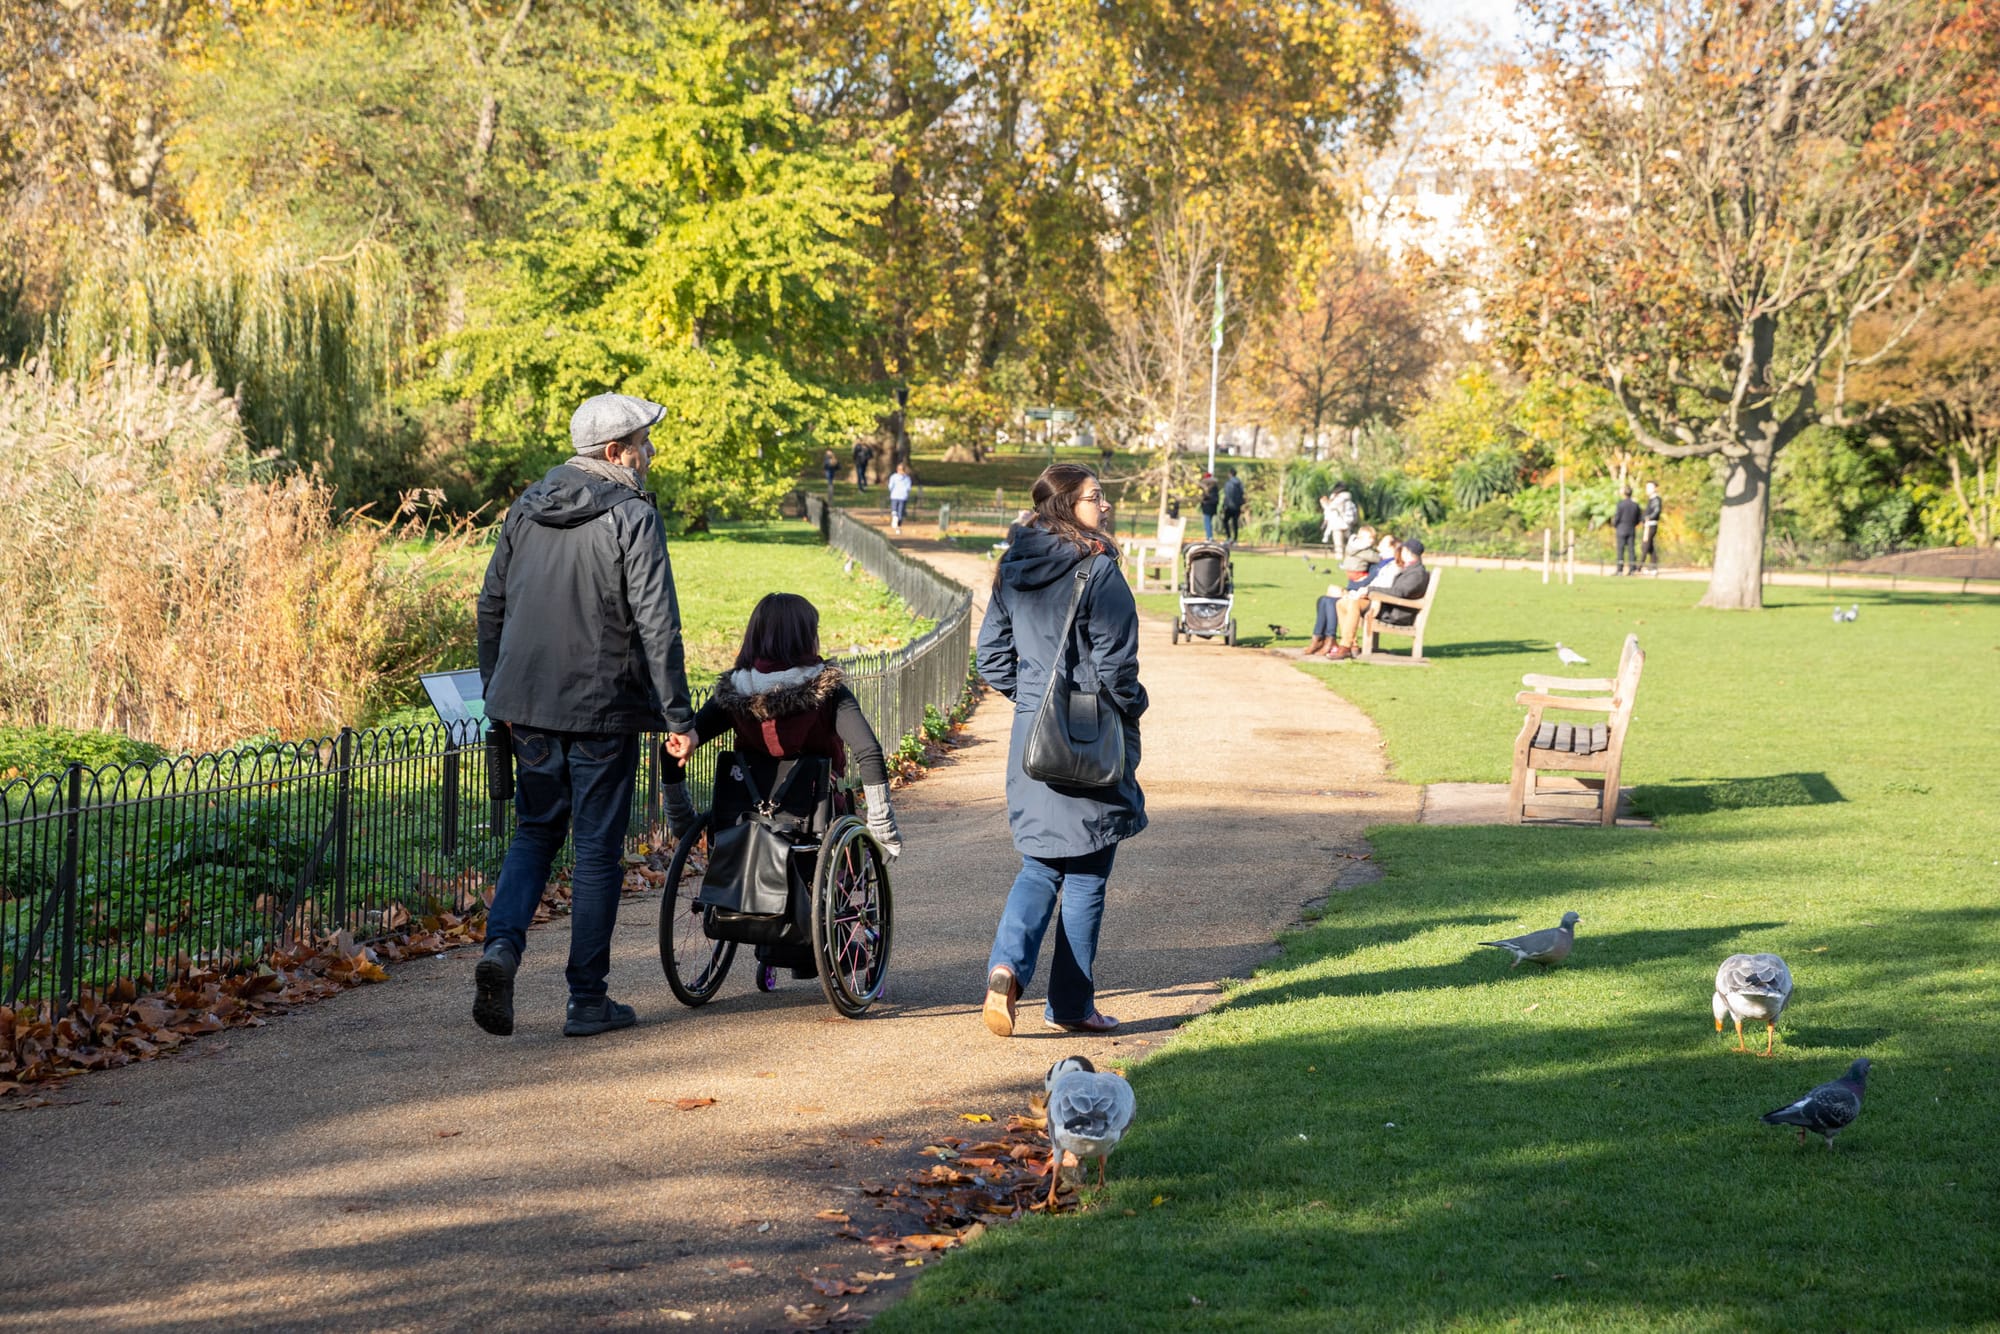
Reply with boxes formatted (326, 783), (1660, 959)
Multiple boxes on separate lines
(755, 964), (780, 992)
(810, 816), (892, 1018)
(657, 812), (736, 1006)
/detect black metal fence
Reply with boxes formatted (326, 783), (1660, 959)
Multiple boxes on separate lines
(1, 514), (972, 1013)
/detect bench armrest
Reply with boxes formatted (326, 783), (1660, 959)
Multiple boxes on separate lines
(1514, 691), (1615, 711)
(1520, 673), (1614, 692)
(1370, 593), (1426, 609)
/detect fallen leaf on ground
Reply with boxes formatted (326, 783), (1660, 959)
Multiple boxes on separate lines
(671, 1097), (717, 1111)
(808, 1276), (868, 1297)
(813, 1210), (850, 1223)
(436, 1129), (463, 1138)
(958, 1112), (993, 1122)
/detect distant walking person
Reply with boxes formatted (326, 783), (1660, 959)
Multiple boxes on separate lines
(888, 461), (914, 533)
(474, 393), (697, 1039)
(1220, 468), (1245, 544)
(977, 464), (1147, 1038)
(1641, 481), (1663, 571)
(1197, 472), (1220, 541)
(1612, 487), (1643, 575)
(1322, 485), (1358, 549)
(852, 440), (874, 490)
(821, 449), (839, 494)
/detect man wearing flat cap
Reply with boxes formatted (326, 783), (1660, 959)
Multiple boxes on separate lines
(473, 392), (698, 1038)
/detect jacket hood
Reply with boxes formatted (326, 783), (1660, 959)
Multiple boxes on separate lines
(998, 523), (1104, 592)
(712, 662), (844, 720)
(512, 463), (646, 530)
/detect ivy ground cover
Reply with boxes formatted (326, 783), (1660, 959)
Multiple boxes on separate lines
(883, 567), (1999, 1330)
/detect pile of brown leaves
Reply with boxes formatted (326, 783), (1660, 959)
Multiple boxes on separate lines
(0, 856), (669, 1098)
(830, 1103), (1075, 1258)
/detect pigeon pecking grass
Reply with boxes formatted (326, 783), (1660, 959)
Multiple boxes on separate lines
(1478, 911), (1580, 968)
(1713, 952), (1793, 1056)
(1043, 1055), (1136, 1212)
(1762, 1057), (1870, 1149)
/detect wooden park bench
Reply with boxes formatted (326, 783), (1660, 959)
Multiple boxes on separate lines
(1121, 514), (1186, 592)
(1357, 568), (1444, 664)
(1507, 632), (1644, 826)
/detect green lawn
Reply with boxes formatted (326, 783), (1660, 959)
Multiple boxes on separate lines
(879, 569), (2000, 1331)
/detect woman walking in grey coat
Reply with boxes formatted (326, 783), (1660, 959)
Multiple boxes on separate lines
(976, 464), (1148, 1036)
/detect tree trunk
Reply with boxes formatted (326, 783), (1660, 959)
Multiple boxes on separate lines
(1702, 448), (1773, 610)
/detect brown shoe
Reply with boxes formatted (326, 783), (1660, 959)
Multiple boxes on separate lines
(982, 966), (1018, 1037)
(1328, 645), (1354, 661)
(1305, 636), (1327, 656)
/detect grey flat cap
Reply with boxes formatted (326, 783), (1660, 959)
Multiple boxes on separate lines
(570, 393), (666, 452)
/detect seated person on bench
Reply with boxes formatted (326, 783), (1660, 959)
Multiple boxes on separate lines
(1325, 537), (1428, 661)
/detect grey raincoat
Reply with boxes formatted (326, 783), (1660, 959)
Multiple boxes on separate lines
(976, 525), (1148, 857)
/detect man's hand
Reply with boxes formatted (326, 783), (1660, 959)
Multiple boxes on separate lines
(663, 730), (696, 761)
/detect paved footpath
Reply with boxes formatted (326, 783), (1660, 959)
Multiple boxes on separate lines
(0, 538), (1415, 1333)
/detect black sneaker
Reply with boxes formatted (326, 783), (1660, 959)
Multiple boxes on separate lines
(563, 996), (637, 1037)
(473, 944), (519, 1037)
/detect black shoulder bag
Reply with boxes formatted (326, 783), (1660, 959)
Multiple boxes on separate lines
(698, 759), (807, 917)
(1021, 562), (1126, 789)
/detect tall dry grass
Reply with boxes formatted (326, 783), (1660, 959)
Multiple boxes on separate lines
(0, 353), (476, 751)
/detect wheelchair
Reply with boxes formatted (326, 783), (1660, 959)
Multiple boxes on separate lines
(656, 751), (893, 1018)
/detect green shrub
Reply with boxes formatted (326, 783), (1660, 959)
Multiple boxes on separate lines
(0, 726), (166, 780)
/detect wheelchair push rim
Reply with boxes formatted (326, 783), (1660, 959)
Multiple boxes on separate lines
(811, 816), (892, 1018)
(657, 811), (736, 1006)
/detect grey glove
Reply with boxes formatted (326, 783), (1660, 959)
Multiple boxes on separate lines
(862, 782), (903, 859)
(663, 780), (697, 843)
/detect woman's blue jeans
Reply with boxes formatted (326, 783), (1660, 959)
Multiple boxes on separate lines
(485, 727), (640, 1001)
(1313, 595), (1342, 638)
(987, 844), (1118, 1023)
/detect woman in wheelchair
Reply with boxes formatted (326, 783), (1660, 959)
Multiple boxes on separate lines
(660, 593), (902, 984)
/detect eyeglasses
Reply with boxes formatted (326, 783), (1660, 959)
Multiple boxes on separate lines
(1078, 491), (1110, 507)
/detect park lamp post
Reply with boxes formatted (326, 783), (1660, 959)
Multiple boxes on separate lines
(1206, 260), (1223, 474)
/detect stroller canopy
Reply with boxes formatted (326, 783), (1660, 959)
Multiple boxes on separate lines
(1183, 542), (1232, 599)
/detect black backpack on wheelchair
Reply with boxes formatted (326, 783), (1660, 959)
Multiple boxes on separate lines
(657, 751), (892, 1018)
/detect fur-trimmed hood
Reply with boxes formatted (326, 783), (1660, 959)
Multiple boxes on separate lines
(711, 661), (845, 720)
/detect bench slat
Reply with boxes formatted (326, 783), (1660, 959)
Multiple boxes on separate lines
(1553, 723), (1574, 753)
(1534, 722), (1556, 750)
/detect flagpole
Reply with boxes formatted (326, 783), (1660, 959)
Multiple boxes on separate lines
(1206, 260), (1223, 474)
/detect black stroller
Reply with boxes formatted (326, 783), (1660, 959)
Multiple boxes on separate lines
(657, 751), (893, 1018)
(1172, 541), (1237, 646)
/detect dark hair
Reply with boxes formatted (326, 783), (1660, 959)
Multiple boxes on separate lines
(1027, 463), (1110, 556)
(1622, 486), (1634, 497)
(734, 593), (821, 670)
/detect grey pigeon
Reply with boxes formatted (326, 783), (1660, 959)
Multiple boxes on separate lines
(1043, 1055), (1136, 1210)
(1555, 643), (1588, 666)
(1831, 606), (1845, 623)
(1762, 1057), (1870, 1149)
(1845, 604), (1860, 622)
(1479, 911), (1580, 968)
(1713, 952), (1793, 1055)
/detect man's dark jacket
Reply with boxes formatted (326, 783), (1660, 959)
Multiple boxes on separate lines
(1613, 497), (1643, 534)
(1374, 560), (1431, 626)
(477, 463), (696, 735)
(1222, 474), (1245, 512)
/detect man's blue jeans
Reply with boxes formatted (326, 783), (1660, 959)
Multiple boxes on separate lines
(987, 844), (1118, 1024)
(485, 727), (639, 1001)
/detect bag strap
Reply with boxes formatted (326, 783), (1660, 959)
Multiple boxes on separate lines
(732, 754), (808, 817)
(1051, 562), (1093, 676)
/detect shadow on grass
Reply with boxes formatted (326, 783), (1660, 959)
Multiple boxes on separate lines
(1425, 638), (1549, 659)
(1633, 772), (1845, 818)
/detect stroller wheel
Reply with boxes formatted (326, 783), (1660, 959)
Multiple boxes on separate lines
(755, 964), (780, 992)
(1224, 620), (1237, 647)
(1172, 622), (1181, 644)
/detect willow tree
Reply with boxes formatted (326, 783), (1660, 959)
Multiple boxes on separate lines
(1491, 0), (2000, 608)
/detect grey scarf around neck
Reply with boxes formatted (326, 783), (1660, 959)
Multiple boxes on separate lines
(568, 454), (643, 491)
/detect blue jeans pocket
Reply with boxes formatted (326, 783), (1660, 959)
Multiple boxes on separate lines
(513, 727), (554, 768)
(572, 734), (626, 764)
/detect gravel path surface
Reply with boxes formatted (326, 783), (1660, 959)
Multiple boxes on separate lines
(0, 537), (1415, 1333)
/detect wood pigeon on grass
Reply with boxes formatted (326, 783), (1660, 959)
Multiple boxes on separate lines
(1479, 912), (1580, 968)
(1762, 1058), (1870, 1149)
